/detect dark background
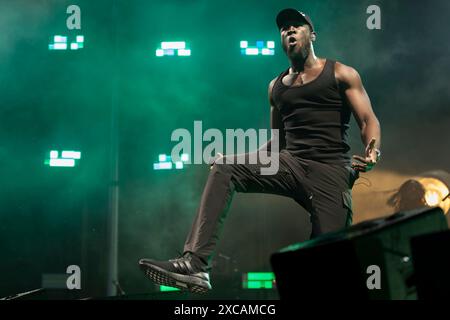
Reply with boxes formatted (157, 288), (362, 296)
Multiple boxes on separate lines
(0, 0), (449, 298)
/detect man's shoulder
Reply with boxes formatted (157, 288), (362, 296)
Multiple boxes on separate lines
(334, 60), (358, 74)
(270, 66), (291, 87)
(333, 60), (361, 85)
(268, 69), (286, 89)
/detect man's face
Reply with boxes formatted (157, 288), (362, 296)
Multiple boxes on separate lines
(279, 20), (313, 56)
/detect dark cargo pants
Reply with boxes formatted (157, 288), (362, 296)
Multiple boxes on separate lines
(183, 149), (359, 264)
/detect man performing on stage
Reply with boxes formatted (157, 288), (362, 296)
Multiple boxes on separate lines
(138, 8), (381, 293)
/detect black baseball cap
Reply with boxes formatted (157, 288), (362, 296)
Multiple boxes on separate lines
(276, 8), (315, 33)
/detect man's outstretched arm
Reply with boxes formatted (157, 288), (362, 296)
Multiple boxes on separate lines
(336, 62), (381, 172)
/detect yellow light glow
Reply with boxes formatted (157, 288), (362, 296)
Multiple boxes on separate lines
(418, 177), (450, 214)
(425, 191), (440, 206)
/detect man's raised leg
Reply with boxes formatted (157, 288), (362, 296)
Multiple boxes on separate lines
(138, 151), (297, 293)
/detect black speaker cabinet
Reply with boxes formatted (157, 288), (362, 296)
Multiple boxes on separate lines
(270, 206), (448, 300)
(411, 229), (450, 299)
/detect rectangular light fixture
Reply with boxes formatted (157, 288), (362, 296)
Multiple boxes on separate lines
(45, 150), (81, 167)
(61, 151), (81, 159)
(181, 153), (189, 162)
(161, 41), (186, 50)
(49, 35), (84, 51)
(177, 49), (191, 56)
(153, 153), (190, 170)
(51, 43), (68, 50)
(242, 272), (276, 289)
(240, 40), (275, 56)
(245, 48), (259, 55)
(153, 162), (172, 170)
(49, 158), (75, 167)
(156, 42), (190, 57)
(175, 161), (183, 169)
(54, 35), (67, 43)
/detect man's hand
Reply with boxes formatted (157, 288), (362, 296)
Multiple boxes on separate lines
(352, 138), (380, 172)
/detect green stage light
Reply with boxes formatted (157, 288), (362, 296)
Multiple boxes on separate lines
(242, 272), (276, 289)
(155, 41), (190, 57)
(240, 40), (275, 56)
(153, 153), (190, 170)
(54, 35), (67, 42)
(247, 272), (275, 281)
(159, 285), (180, 292)
(161, 42), (185, 49)
(45, 150), (81, 167)
(247, 280), (273, 289)
(61, 151), (81, 159)
(175, 161), (183, 169)
(177, 49), (191, 56)
(181, 153), (189, 162)
(245, 48), (259, 55)
(153, 162), (173, 170)
(49, 158), (75, 167)
(49, 35), (67, 50)
(49, 35), (84, 51)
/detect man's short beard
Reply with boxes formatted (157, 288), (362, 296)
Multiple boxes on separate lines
(287, 43), (311, 61)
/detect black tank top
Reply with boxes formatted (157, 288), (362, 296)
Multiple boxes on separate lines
(272, 59), (351, 165)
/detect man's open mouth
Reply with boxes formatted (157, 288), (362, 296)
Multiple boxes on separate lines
(288, 36), (297, 47)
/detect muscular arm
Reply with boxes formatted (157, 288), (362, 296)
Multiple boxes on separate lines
(336, 62), (381, 168)
(258, 78), (286, 152)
